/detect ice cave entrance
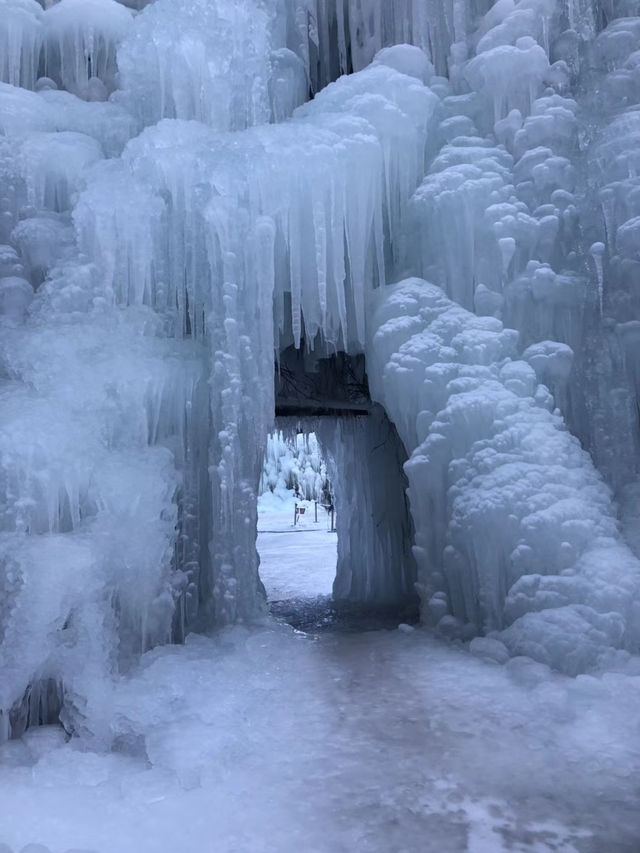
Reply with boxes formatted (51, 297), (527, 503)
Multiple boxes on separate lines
(259, 346), (420, 632)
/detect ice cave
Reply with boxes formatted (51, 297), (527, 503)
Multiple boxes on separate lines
(1, 0), (640, 851)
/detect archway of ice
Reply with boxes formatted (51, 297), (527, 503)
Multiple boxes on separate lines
(1, 0), (640, 740)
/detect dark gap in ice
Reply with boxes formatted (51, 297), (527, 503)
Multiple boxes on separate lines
(269, 595), (420, 634)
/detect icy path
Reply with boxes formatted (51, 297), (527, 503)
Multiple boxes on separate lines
(1, 625), (639, 853)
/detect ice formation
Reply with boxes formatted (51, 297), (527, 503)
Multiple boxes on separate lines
(318, 410), (418, 605)
(2, 0), (640, 740)
(368, 278), (640, 672)
(260, 431), (328, 500)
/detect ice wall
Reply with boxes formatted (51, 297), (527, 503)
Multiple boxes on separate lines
(405, 0), (640, 497)
(373, 0), (640, 671)
(368, 279), (640, 674)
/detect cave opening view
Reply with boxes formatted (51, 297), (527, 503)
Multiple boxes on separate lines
(257, 427), (340, 630)
(3, 0), (640, 852)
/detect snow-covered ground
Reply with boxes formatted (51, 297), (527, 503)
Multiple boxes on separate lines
(257, 490), (336, 601)
(1, 496), (639, 853)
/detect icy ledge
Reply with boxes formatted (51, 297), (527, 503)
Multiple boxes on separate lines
(368, 278), (640, 675)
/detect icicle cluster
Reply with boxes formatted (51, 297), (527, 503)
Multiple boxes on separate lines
(0, 0), (133, 99)
(261, 431), (328, 500)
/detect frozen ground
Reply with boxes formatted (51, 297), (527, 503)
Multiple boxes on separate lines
(1, 627), (639, 853)
(0, 495), (639, 853)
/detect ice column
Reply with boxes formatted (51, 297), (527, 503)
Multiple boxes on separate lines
(318, 409), (417, 606)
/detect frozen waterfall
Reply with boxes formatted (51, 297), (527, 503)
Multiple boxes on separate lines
(2, 0), (640, 742)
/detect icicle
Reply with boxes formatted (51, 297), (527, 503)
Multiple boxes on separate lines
(0, 0), (43, 90)
(590, 241), (605, 316)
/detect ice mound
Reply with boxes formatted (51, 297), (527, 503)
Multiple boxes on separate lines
(466, 36), (550, 122)
(0, 82), (135, 156)
(369, 278), (640, 674)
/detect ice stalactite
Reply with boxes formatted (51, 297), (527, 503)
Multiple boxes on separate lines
(42, 0), (134, 100)
(261, 431), (328, 501)
(0, 0), (43, 90)
(290, 0), (494, 88)
(0, 0), (134, 100)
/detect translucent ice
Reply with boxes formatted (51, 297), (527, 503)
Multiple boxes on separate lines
(42, 0), (133, 99)
(117, 0), (283, 129)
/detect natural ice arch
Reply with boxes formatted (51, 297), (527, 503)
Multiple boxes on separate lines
(0, 55), (437, 741)
(272, 346), (417, 607)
